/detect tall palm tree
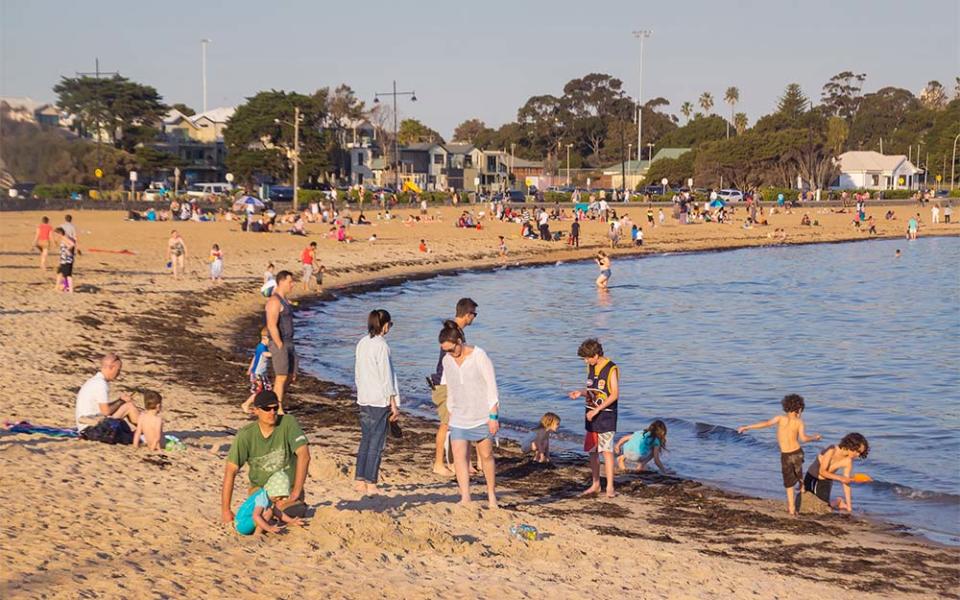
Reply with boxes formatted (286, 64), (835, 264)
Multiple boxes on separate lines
(699, 92), (714, 115)
(724, 86), (740, 138)
(734, 112), (748, 136)
(680, 101), (694, 123)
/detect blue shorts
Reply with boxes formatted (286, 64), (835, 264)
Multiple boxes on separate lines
(235, 513), (256, 535)
(600, 269), (612, 278)
(450, 424), (491, 442)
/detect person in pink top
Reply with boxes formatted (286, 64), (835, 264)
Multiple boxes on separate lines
(33, 216), (53, 271)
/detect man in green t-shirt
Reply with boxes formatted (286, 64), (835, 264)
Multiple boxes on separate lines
(221, 390), (311, 524)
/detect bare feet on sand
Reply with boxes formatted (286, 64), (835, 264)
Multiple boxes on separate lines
(365, 483), (381, 495)
(578, 484), (600, 497)
(353, 481), (366, 494)
(432, 463), (454, 476)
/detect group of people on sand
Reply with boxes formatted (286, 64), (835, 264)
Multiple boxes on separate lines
(33, 214), (79, 292)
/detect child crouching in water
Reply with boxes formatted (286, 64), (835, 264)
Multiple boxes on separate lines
(804, 433), (870, 512)
(234, 471), (301, 535)
(241, 328), (272, 414)
(133, 390), (164, 451)
(614, 419), (671, 473)
(521, 412), (561, 463)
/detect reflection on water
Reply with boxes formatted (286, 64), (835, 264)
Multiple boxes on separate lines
(296, 236), (960, 544)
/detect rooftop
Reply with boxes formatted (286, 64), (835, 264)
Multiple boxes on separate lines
(839, 151), (917, 173)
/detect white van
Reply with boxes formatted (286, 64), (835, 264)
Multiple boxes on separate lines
(187, 182), (233, 198)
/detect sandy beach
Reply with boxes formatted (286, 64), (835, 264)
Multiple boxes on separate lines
(1, 202), (958, 599)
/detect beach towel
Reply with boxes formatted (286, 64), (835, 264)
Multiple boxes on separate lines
(4, 420), (79, 438)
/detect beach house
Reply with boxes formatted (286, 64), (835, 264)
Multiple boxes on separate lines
(836, 151), (920, 190)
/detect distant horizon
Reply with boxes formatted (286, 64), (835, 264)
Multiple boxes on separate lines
(2, 0), (957, 138)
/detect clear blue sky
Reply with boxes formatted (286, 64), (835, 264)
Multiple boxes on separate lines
(2, 0), (957, 138)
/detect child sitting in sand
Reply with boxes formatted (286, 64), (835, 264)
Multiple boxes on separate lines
(737, 394), (822, 515)
(234, 471), (302, 535)
(241, 328), (272, 413)
(133, 390), (164, 451)
(803, 432), (870, 512)
(614, 419), (671, 473)
(521, 412), (561, 462)
(419, 239), (429, 253)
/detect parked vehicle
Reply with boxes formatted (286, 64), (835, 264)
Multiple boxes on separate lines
(716, 189), (745, 202)
(187, 182), (233, 199)
(268, 185), (294, 202)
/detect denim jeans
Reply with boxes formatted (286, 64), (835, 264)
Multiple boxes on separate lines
(355, 405), (390, 483)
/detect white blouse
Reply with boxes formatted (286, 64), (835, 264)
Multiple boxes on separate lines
(441, 346), (499, 429)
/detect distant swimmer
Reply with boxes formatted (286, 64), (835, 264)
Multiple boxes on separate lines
(595, 251), (611, 288)
(895, 249), (901, 258)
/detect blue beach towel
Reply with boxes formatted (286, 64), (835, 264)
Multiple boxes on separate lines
(4, 421), (79, 438)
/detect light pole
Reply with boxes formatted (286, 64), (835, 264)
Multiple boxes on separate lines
(201, 38), (211, 113)
(510, 143), (516, 191)
(632, 29), (652, 163)
(646, 142), (654, 162)
(566, 143), (573, 186)
(374, 81), (417, 192)
(951, 133), (959, 190)
(628, 142), (633, 187)
(274, 106), (303, 211)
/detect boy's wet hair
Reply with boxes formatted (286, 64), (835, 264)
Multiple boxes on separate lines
(141, 390), (162, 410)
(577, 338), (603, 358)
(781, 394), (805, 414)
(839, 433), (869, 459)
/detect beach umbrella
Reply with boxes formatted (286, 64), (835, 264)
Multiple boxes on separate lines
(233, 196), (265, 211)
(709, 198), (726, 208)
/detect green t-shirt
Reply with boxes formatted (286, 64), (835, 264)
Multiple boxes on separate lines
(227, 415), (309, 489)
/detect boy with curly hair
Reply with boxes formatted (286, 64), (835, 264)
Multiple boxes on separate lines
(738, 394), (822, 515)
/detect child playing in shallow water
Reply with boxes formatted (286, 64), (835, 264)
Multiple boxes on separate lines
(234, 471), (301, 535)
(521, 412), (561, 462)
(133, 390), (164, 451)
(803, 433), (870, 512)
(737, 393), (822, 515)
(241, 328), (272, 413)
(615, 420), (671, 473)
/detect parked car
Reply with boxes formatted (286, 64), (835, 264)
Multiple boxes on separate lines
(268, 185), (294, 202)
(716, 189), (745, 202)
(187, 182), (233, 199)
(143, 182), (170, 202)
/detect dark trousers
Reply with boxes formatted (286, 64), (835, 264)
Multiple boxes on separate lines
(355, 405), (390, 483)
(539, 223), (550, 240)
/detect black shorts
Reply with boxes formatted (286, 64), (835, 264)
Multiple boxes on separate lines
(781, 448), (804, 488)
(57, 262), (74, 277)
(803, 472), (833, 503)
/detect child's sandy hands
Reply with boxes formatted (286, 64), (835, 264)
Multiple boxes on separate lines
(568, 390), (582, 400)
(286, 517), (303, 527)
(814, 434), (823, 441)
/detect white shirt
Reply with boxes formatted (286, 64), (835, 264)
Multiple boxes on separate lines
(354, 335), (400, 408)
(441, 346), (499, 429)
(60, 222), (77, 239)
(76, 372), (109, 431)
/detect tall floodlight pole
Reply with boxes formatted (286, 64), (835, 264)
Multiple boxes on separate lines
(274, 106), (303, 210)
(374, 81), (417, 192)
(76, 58), (119, 200)
(632, 30), (651, 161)
(951, 133), (959, 190)
(201, 39), (211, 113)
(566, 143), (573, 186)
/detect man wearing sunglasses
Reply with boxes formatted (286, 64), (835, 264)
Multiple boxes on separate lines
(221, 390), (311, 525)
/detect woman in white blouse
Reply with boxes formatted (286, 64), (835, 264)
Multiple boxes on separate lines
(438, 320), (499, 508)
(354, 309), (400, 495)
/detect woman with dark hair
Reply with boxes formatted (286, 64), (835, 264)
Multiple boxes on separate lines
(438, 320), (500, 508)
(353, 309), (400, 495)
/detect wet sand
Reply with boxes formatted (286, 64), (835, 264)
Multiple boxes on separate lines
(1, 203), (957, 599)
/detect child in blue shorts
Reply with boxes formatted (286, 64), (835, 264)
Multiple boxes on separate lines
(234, 471), (301, 535)
(615, 419), (672, 474)
(241, 328), (272, 414)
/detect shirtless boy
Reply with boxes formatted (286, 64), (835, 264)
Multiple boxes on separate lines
(804, 433), (870, 512)
(133, 390), (164, 451)
(738, 393), (822, 515)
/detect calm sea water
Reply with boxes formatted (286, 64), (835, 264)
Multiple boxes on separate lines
(295, 237), (960, 544)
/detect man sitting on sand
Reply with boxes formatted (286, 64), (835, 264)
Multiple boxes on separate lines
(221, 390), (311, 524)
(75, 354), (140, 432)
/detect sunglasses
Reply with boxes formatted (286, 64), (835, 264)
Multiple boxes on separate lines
(258, 405), (279, 413)
(442, 342), (462, 354)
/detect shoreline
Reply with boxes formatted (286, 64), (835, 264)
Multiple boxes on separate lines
(2, 206), (958, 598)
(238, 233), (959, 548)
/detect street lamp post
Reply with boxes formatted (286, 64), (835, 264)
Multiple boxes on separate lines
(951, 133), (960, 190)
(632, 29), (652, 163)
(374, 81), (417, 193)
(274, 106), (303, 211)
(201, 39), (211, 113)
(566, 143), (573, 186)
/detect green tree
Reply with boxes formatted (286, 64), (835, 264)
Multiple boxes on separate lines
(561, 73), (633, 165)
(776, 83), (809, 119)
(724, 87), (739, 138)
(517, 94), (568, 160)
(734, 112), (748, 136)
(223, 89), (330, 186)
(680, 101), (694, 123)
(919, 80), (948, 110)
(846, 87), (920, 153)
(171, 103), (195, 116)
(452, 118), (492, 144)
(54, 75), (167, 152)
(821, 71), (867, 120)
(699, 92), (714, 114)
(826, 116), (849, 155)
(644, 149), (695, 188)
(134, 146), (183, 175)
(657, 114), (727, 147)
(397, 118), (444, 145)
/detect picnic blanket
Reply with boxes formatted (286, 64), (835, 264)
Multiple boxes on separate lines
(4, 420), (79, 438)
